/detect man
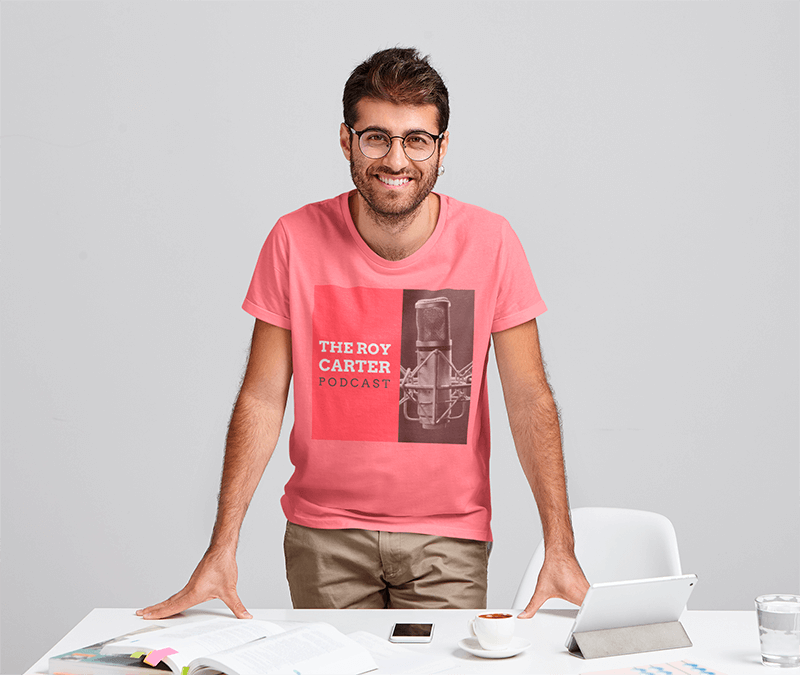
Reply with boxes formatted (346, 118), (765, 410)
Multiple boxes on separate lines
(138, 47), (588, 621)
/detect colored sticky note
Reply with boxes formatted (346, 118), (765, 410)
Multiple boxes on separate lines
(144, 647), (178, 666)
(131, 652), (146, 658)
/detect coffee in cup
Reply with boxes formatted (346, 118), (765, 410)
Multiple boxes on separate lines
(469, 612), (515, 650)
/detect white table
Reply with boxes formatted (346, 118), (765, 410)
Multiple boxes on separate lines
(26, 607), (770, 674)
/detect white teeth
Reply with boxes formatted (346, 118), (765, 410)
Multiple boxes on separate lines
(378, 176), (409, 186)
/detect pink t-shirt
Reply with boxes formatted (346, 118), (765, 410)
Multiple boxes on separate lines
(243, 191), (546, 541)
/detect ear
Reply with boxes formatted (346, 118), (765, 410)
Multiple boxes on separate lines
(437, 130), (450, 168)
(340, 123), (353, 161)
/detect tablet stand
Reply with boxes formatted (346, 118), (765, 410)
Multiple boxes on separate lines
(568, 620), (692, 659)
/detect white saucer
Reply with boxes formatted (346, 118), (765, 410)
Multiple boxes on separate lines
(458, 636), (532, 659)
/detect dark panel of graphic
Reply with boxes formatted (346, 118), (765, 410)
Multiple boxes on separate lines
(398, 289), (475, 445)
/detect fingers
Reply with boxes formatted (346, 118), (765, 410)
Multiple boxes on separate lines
(222, 591), (252, 619)
(517, 590), (547, 619)
(565, 573), (590, 606)
(136, 586), (251, 620)
(556, 560), (590, 607)
(517, 555), (591, 619)
(137, 590), (196, 620)
(137, 552), (249, 620)
(138, 594), (251, 620)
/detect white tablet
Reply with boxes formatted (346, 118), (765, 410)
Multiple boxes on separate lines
(566, 574), (698, 652)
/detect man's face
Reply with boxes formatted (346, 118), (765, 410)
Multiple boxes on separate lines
(340, 98), (449, 222)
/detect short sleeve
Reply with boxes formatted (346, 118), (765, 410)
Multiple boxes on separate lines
(242, 220), (292, 329)
(491, 222), (547, 333)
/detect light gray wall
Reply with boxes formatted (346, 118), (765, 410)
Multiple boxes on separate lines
(2, 2), (797, 672)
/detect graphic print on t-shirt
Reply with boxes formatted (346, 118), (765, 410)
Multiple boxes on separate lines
(398, 289), (474, 445)
(312, 286), (474, 444)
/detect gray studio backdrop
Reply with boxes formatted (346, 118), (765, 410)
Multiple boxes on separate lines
(2, 2), (798, 672)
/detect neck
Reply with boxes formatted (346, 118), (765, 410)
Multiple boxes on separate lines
(349, 192), (440, 261)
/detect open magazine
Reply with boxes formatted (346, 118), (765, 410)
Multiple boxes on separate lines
(96, 618), (378, 675)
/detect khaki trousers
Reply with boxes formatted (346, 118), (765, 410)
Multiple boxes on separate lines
(284, 521), (490, 609)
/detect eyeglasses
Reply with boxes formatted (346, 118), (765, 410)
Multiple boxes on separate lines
(347, 125), (444, 162)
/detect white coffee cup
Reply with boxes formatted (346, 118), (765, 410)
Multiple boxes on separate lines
(469, 612), (515, 650)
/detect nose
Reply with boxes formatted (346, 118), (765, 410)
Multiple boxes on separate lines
(383, 137), (409, 170)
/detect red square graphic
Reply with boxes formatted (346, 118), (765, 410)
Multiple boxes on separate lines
(312, 286), (403, 441)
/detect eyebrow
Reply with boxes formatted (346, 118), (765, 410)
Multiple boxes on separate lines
(358, 125), (438, 136)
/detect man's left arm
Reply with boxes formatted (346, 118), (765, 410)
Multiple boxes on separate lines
(492, 318), (590, 618)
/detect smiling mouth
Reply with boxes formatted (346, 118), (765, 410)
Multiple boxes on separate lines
(377, 175), (411, 187)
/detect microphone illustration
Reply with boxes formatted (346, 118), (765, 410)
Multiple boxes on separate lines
(399, 297), (472, 429)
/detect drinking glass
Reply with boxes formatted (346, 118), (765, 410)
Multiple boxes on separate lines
(756, 594), (800, 667)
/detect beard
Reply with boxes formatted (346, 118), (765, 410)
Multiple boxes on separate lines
(349, 151), (440, 231)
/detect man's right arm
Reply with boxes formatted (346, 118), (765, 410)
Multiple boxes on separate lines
(137, 319), (293, 619)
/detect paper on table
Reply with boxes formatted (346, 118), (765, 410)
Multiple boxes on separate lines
(581, 660), (728, 675)
(348, 632), (458, 674)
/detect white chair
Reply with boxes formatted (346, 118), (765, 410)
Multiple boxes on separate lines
(512, 507), (683, 610)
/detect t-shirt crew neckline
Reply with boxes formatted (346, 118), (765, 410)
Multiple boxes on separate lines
(339, 190), (448, 270)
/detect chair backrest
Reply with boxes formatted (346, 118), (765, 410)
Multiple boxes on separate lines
(511, 507), (683, 610)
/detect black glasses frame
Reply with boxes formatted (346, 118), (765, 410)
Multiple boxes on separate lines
(346, 125), (444, 161)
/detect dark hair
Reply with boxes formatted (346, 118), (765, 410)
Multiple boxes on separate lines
(343, 47), (449, 134)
